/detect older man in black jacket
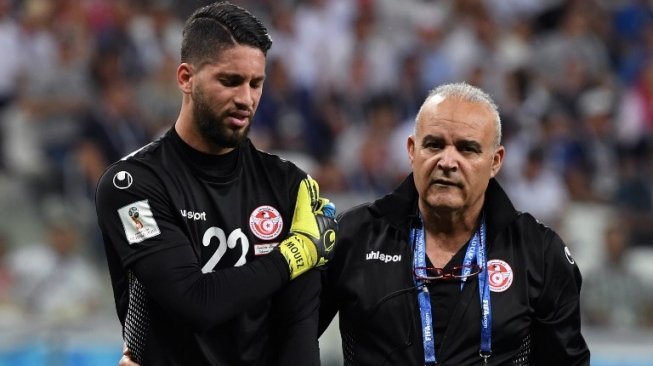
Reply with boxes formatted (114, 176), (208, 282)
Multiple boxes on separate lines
(319, 82), (590, 366)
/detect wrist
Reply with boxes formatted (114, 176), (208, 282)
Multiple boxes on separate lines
(278, 234), (317, 280)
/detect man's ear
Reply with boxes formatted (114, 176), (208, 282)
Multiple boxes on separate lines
(490, 145), (505, 178)
(177, 63), (193, 94)
(407, 135), (416, 165)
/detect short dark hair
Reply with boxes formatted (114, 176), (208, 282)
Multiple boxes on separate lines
(181, 1), (272, 68)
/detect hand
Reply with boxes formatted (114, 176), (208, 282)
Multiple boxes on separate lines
(119, 343), (140, 366)
(278, 177), (337, 280)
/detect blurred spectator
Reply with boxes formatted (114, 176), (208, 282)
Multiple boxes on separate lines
(336, 94), (401, 195)
(532, 0), (610, 106)
(494, 36), (539, 127)
(440, 1), (489, 84)
(613, 144), (653, 247)
(128, 0), (183, 74)
(251, 57), (324, 155)
(6, 212), (102, 324)
(75, 78), (151, 195)
(484, 0), (558, 26)
(135, 54), (181, 136)
(413, 7), (455, 93)
(338, 2), (400, 95)
(92, 0), (145, 84)
(539, 107), (586, 175)
(612, 0), (653, 48)
(0, 0), (21, 111)
(266, 3), (309, 88)
(577, 85), (620, 198)
(1, 0), (58, 185)
(394, 52), (427, 121)
(16, 0), (58, 84)
(503, 146), (569, 229)
(0, 233), (16, 312)
(286, 0), (354, 90)
(387, 116), (416, 189)
(613, 1), (653, 86)
(558, 161), (614, 272)
(312, 157), (349, 194)
(582, 220), (653, 329)
(617, 57), (653, 148)
(16, 27), (92, 198)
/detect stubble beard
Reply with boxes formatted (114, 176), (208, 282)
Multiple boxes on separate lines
(192, 86), (250, 149)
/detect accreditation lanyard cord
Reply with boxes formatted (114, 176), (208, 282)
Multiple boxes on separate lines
(411, 214), (492, 365)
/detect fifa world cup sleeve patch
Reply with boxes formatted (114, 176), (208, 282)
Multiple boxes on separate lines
(118, 200), (161, 244)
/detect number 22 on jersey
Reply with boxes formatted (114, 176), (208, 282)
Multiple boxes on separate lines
(201, 227), (249, 273)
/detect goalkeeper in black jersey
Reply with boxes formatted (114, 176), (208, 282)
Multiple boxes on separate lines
(95, 2), (337, 365)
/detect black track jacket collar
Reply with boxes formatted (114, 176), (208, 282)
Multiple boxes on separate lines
(370, 173), (520, 244)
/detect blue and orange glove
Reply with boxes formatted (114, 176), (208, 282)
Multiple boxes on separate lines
(278, 177), (337, 280)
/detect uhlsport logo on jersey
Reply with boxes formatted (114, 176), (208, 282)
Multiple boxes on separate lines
(180, 209), (207, 221)
(249, 205), (283, 241)
(118, 200), (161, 244)
(487, 259), (513, 292)
(113, 171), (133, 189)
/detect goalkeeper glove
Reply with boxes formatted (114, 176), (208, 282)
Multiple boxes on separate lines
(278, 177), (337, 280)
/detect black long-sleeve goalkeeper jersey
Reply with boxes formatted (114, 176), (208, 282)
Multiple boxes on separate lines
(95, 127), (320, 366)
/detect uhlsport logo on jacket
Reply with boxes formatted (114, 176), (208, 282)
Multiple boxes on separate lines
(366, 250), (402, 263)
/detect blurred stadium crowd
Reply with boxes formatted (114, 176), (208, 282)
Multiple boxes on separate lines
(1, 0), (653, 363)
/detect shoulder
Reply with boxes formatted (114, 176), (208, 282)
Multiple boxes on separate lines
(338, 203), (375, 228)
(339, 202), (372, 219)
(249, 144), (306, 174)
(508, 212), (581, 282)
(96, 159), (159, 195)
(95, 157), (170, 222)
(96, 134), (172, 195)
(335, 202), (387, 253)
(121, 131), (169, 163)
(512, 212), (566, 250)
(502, 211), (570, 265)
(245, 143), (308, 189)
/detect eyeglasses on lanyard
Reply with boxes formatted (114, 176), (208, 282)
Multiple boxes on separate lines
(413, 264), (482, 282)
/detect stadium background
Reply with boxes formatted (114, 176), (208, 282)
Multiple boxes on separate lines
(0, 0), (652, 364)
